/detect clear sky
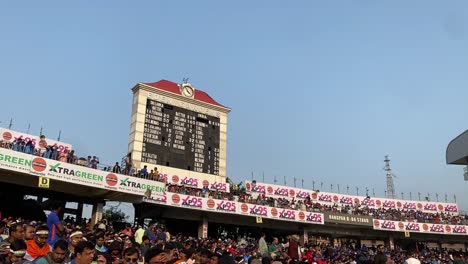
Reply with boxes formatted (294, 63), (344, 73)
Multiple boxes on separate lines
(1, 1), (467, 213)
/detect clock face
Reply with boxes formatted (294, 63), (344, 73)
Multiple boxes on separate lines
(182, 86), (194, 97)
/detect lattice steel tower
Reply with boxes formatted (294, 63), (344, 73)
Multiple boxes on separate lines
(384, 155), (396, 199)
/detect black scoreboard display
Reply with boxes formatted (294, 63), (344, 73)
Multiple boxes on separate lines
(141, 98), (220, 175)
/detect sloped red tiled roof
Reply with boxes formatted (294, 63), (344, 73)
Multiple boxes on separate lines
(142, 80), (228, 109)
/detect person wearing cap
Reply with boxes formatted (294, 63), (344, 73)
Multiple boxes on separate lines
(7, 239), (32, 264)
(35, 239), (69, 264)
(68, 229), (84, 261)
(25, 226), (51, 261)
(98, 224), (107, 232)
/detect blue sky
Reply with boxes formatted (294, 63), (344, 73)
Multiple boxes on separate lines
(1, 1), (467, 213)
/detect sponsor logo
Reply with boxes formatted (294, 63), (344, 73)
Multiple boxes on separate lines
(296, 191), (309, 199)
(289, 189), (295, 197)
(298, 211), (305, 220)
(445, 205), (458, 212)
(318, 194), (332, 202)
(332, 195), (339, 203)
(172, 194), (180, 204)
(2, 132), (12, 141)
(403, 202), (416, 210)
(312, 193), (318, 200)
(429, 224), (444, 233)
(207, 199), (215, 209)
(373, 220), (380, 228)
(381, 221), (396, 230)
(453, 226), (466, 234)
(241, 203), (249, 213)
(445, 225), (451, 233)
(340, 196), (353, 205)
(424, 203), (437, 211)
(249, 205), (267, 216)
(398, 222), (405, 230)
(105, 174), (118, 186)
(120, 177), (164, 192)
(376, 200), (382, 207)
(210, 182), (227, 192)
(172, 175), (179, 183)
(31, 157), (47, 172)
(181, 196), (202, 208)
(267, 186), (273, 194)
(383, 200), (395, 208)
(279, 209), (295, 220)
(437, 204), (444, 211)
(50, 163), (103, 182)
(202, 180), (209, 187)
(271, 208), (278, 217)
(216, 201), (236, 212)
(396, 201), (402, 208)
(181, 177), (198, 187)
(405, 222), (420, 231)
(274, 187), (289, 197)
(251, 185), (266, 194)
(361, 198), (375, 207)
(306, 213), (322, 223)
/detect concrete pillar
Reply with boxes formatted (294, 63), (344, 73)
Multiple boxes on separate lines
(76, 202), (83, 223)
(91, 202), (104, 227)
(198, 217), (208, 238)
(388, 236), (395, 250)
(302, 228), (308, 245)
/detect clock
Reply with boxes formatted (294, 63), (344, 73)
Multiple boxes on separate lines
(181, 85), (194, 98)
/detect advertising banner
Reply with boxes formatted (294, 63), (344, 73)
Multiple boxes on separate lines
(372, 219), (468, 235)
(245, 180), (459, 215)
(144, 192), (325, 225)
(0, 128), (72, 152)
(0, 148), (165, 199)
(161, 173), (230, 193)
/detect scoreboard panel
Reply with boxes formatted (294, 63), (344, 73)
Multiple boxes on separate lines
(141, 98), (220, 175)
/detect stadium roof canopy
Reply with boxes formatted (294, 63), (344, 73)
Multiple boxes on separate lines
(446, 130), (468, 165)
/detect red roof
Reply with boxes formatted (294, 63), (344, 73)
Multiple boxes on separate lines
(142, 80), (227, 109)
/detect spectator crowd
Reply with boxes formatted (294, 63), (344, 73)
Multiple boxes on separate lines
(1, 202), (468, 264)
(1, 135), (467, 229)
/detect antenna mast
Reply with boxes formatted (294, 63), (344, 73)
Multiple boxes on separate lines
(384, 155), (396, 199)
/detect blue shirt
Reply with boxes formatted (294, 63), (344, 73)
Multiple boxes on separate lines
(47, 211), (61, 245)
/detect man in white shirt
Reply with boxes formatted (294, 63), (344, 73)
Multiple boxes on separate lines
(404, 251), (421, 264)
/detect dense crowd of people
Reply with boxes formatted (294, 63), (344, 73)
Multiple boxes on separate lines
(0, 201), (468, 264)
(1, 136), (467, 227)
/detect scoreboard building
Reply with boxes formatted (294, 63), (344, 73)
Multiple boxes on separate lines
(128, 80), (230, 181)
